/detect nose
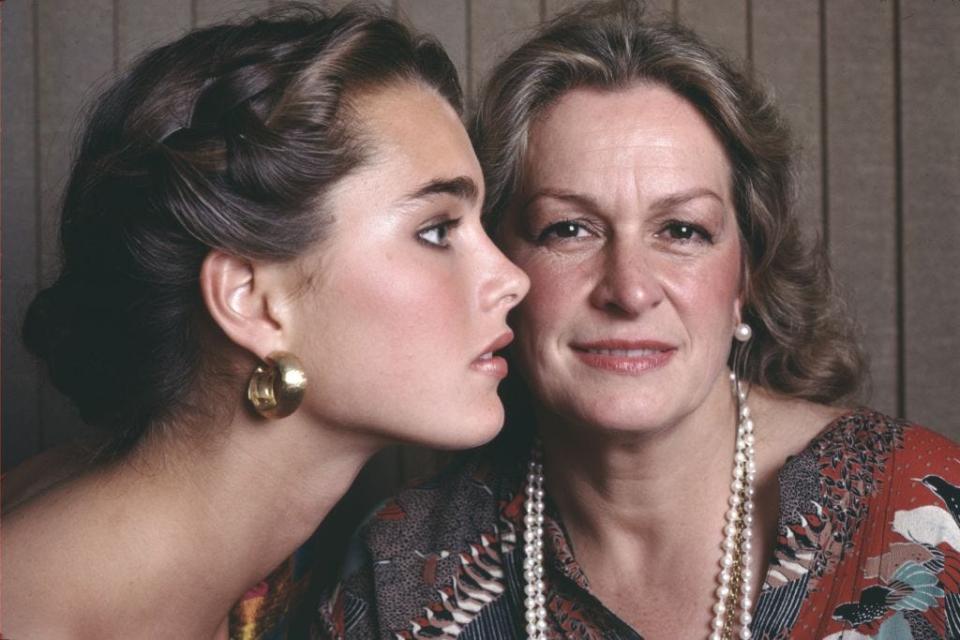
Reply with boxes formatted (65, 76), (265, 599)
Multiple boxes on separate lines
(478, 236), (530, 313)
(588, 240), (663, 317)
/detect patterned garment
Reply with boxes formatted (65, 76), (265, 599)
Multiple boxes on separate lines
(229, 526), (323, 640)
(312, 409), (960, 639)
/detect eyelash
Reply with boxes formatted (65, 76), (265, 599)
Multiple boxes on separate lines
(655, 220), (714, 244)
(417, 218), (461, 249)
(535, 219), (595, 243)
(534, 219), (714, 245)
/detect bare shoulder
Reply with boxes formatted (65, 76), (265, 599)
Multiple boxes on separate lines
(3, 441), (97, 514)
(2, 479), (105, 639)
(3, 506), (72, 637)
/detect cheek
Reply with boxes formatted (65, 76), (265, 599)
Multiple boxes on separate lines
(316, 254), (467, 368)
(668, 248), (742, 340)
(369, 266), (460, 344)
(509, 254), (571, 338)
(508, 252), (593, 379)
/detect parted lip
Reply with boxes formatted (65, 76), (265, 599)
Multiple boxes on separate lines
(570, 339), (675, 353)
(570, 338), (675, 375)
(476, 330), (515, 360)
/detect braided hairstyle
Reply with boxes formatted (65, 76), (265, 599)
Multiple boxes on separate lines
(23, 4), (462, 455)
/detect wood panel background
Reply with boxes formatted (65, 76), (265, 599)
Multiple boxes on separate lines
(3, 1), (959, 516)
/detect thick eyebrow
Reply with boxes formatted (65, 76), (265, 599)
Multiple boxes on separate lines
(400, 176), (479, 205)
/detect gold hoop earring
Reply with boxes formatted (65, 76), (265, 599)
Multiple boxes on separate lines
(247, 351), (307, 419)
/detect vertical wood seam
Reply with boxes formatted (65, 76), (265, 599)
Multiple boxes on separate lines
(745, 0), (753, 72)
(32, 0), (44, 450)
(190, 0), (198, 29)
(893, 0), (905, 418)
(818, 0), (829, 249)
(113, 0), (119, 72)
(465, 0), (473, 102)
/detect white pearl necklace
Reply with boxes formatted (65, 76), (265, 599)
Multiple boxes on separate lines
(522, 372), (756, 640)
(523, 448), (548, 639)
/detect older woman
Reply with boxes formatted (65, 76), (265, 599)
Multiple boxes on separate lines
(317, 2), (960, 639)
(1, 6), (529, 639)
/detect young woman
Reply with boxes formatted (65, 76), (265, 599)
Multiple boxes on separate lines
(1, 6), (528, 639)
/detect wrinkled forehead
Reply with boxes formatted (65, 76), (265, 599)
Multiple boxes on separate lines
(513, 83), (733, 210)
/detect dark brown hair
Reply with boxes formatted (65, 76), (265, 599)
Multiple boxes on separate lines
(474, 0), (863, 405)
(23, 3), (463, 455)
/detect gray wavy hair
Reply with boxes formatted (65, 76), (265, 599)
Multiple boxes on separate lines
(473, 0), (864, 404)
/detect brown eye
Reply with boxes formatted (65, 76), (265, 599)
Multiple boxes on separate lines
(537, 220), (591, 243)
(659, 221), (713, 243)
(669, 223), (696, 239)
(417, 218), (460, 248)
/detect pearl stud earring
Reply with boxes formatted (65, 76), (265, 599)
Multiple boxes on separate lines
(734, 323), (752, 343)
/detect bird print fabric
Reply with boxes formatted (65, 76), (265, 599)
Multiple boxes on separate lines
(922, 475), (960, 529)
(759, 412), (959, 639)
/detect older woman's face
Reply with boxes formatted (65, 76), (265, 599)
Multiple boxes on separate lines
(500, 84), (742, 433)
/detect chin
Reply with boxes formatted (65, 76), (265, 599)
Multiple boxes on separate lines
(431, 403), (506, 451)
(561, 392), (676, 434)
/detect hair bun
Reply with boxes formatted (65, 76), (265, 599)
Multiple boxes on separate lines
(23, 276), (78, 362)
(23, 273), (127, 426)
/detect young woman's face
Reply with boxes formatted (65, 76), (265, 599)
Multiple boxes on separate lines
(289, 82), (528, 449)
(499, 84), (743, 434)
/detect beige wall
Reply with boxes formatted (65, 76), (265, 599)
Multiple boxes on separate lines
(2, 0), (958, 501)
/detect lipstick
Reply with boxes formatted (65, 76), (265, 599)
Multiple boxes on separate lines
(570, 339), (675, 375)
(471, 330), (514, 379)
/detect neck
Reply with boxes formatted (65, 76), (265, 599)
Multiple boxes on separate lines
(539, 374), (739, 548)
(528, 373), (774, 638)
(79, 410), (376, 638)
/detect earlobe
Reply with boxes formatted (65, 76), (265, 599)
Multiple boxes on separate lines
(200, 250), (284, 359)
(732, 297), (752, 342)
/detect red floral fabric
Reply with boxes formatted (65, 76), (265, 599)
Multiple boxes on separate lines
(312, 409), (960, 639)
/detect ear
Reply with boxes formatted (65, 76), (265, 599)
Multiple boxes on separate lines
(200, 250), (291, 360)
